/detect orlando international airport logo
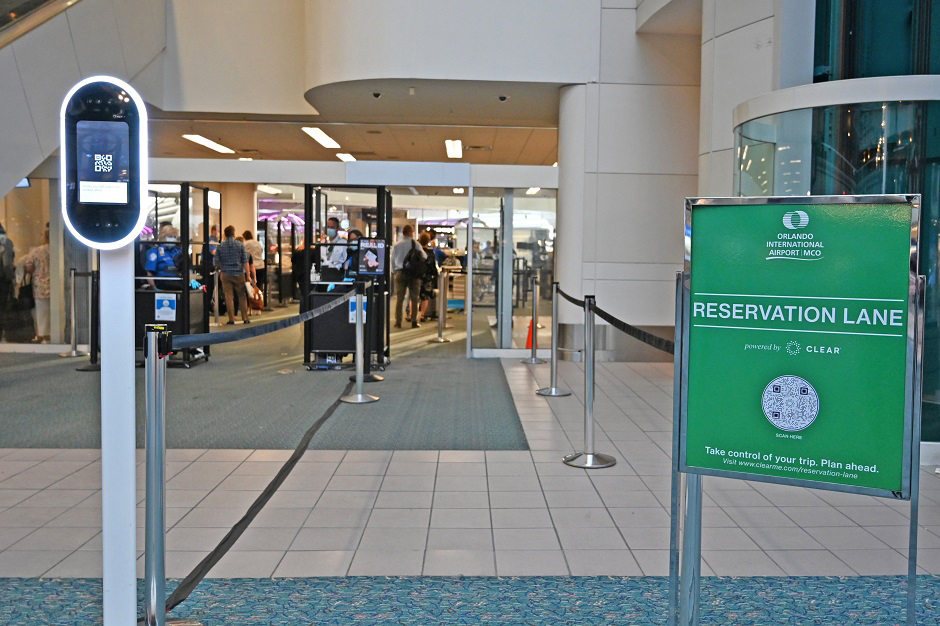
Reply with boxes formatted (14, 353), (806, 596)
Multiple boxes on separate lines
(766, 209), (823, 261)
(761, 375), (819, 431)
(782, 210), (809, 229)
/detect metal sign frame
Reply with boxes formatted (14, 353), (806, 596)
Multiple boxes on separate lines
(679, 194), (920, 499)
(669, 194), (926, 626)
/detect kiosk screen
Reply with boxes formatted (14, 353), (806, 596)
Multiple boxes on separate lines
(357, 239), (386, 276)
(76, 120), (130, 205)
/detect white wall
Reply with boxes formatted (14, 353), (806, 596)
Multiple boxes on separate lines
(0, 0), (166, 198)
(162, 0), (310, 115)
(304, 0), (600, 90)
(698, 0), (775, 196)
(557, 5), (699, 326)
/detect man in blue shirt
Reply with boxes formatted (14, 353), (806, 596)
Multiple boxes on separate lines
(216, 225), (250, 325)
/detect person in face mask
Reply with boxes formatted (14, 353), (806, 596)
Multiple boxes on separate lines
(144, 222), (183, 289)
(319, 217), (347, 282)
(343, 229), (363, 278)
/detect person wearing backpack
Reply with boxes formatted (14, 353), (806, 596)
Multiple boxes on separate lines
(391, 224), (426, 328)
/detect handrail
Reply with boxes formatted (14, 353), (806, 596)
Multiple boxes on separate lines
(0, 0), (83, 49)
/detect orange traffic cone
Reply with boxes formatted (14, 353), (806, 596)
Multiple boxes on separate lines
(525, 319), (533, 349)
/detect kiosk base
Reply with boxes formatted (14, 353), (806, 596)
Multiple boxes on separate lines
(562, 452), (616, 469)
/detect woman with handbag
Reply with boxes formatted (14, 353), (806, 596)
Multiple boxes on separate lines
(23, 229), (50, 343)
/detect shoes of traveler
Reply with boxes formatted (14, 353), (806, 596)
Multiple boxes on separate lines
(412, 322), (421, 328)
(226, 321), (235, 325)
(243, 319), (250, 324)
(394, 322), (402, 329)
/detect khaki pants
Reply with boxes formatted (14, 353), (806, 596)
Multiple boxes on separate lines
(394, 270), (421, 326)
(220, 272), (249, 322)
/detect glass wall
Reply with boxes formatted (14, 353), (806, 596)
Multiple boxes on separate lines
(735, 102), (940, 442)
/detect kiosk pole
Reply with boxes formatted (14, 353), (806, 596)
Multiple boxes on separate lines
(429, 269), (451, 343)
(341, 284), (379, 404)
(563, 296), (615, 469)
(537, 282), (571, 397)
(522, 270), (546, 364)
(100, 246), (137, 624)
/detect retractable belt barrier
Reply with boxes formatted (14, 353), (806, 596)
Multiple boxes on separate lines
(141, 281), (372, 624)
(171, 286), (359, 350)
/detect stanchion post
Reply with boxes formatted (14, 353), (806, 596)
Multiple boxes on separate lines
(537, 282), (571, 397)
(522, 269), (546, 364)
(77, 270), (101, 372)
(428, 269), (451, 343)
(563, 295), (616, 469)
(342, 284), (379, 404)
(60, 268), (88, 357)
(352, 281), (383, 382)
(213, 269), (220, 326)
(144, 326), (168, 626)
(144, 326), (202, 626)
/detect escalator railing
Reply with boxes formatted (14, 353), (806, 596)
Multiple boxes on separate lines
(0, 0), (81, 48)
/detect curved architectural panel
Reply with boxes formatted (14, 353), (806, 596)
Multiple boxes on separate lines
(304, 0), (600, 112)
(732, 75), (940, 128)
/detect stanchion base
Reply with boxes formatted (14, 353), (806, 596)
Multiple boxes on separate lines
(76, 363), (101, 372)
(521, 357), (546, 365)
(340, 393), (379, 404)
(428, 337), (452, 343)
(537, 386), (571, 397)
(59, 350), (88, 358)
(350, 373), (384, 383)
(167, 619), (206, 625)
(562, 452), (616, 469)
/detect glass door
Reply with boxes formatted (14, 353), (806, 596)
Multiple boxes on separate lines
(469, 187), (556, 354)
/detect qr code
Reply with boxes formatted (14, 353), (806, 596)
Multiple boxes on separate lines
(761, 375), (819, 432)
(94, 154), (113, 173)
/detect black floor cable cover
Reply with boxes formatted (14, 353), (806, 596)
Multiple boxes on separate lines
(138, 378), (355, 623)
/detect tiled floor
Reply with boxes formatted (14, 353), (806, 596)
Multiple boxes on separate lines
(0, 359), (937, 579)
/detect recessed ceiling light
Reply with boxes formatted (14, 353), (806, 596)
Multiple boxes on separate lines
(453, 188), (465, 194)
(526, 187), (540, 195)
(445, 140), (463, 159)
(257, 184), (281, 195)
(182, 134), (235, 154)
(238, 157), (253, 161)
(301, 127), (341, 149)
(552, 162), (558, 167)
(336, 153), (356, 162)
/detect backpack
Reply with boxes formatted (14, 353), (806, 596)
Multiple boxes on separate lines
(402, 240), (424, 279)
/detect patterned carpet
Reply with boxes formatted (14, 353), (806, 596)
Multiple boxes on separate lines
(2, 576), (938, 624)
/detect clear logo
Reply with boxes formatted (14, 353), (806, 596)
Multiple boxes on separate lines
(782, 210), (809, 230)
(786, 341), (801, 355)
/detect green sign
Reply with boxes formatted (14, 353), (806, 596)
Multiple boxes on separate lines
(680, 197), (918, 497)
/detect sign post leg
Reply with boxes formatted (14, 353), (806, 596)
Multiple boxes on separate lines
(679, 473), (702, 626)
(669, 271), (687, 626)
(99, 246), (137, 624)
(907, 275), (926, 625)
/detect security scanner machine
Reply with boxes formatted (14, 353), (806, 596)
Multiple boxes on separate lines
(301, 186), (392, 369)
(134, 183), (218, 367)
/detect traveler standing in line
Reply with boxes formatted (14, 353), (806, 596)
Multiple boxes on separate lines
(0, 224), (14, 341)
(23, 227), (51, 343)
(390, 224), (426, 328)
(243, 230), (265, 301)
(417, 231), (439, 323)
(216, 225), (250, 325)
